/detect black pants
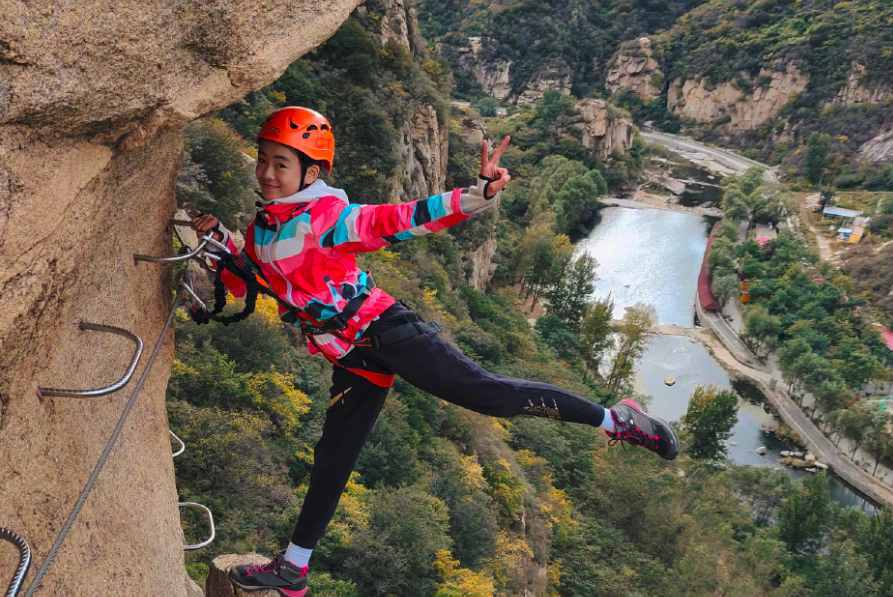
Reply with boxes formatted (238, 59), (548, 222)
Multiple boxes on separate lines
(290, 303), (606, 548)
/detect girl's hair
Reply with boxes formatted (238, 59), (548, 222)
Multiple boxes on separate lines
(292, 147), (328, 178)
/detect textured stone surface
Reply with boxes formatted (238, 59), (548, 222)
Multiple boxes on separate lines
(606, 37), (663, 101)
(859, 128), (893, 163)
(390, 103), (449, 201)
(515, 62), (573, 106)
(457, 36), (513, 101)
(572, 98), (636, 161)
(0, 2), (360, 595)
(667, 63), (808, 131)
(836, 63), (893, 105)
(206, 554), (279, 597)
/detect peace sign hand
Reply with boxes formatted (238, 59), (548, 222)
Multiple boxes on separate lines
(479, 135), (512, 199)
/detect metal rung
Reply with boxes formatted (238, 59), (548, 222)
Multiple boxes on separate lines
(133, 236), (212, 265)
(37, 323), (144, 399)
(169, 430), (185, 458)
(179, 502), (215, 550)
(179, 279), (208, 312)
(1, 527), (31, 597)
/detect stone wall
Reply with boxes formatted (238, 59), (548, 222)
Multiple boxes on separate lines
(0, 1), (361, 594)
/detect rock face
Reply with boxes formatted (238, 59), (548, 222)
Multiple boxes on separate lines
(606, 37), (663, 101)
(836, 63), (893, 105)
(454, 38), (572, 105)
(860, 129), (893, 163)
(368, 0), (425, 55)
(467, 237), (499, 291)
(0, 2), (360, 596)
(667, 63), (809, 131)
(391, 103), (449, 201)
(372, 0), (448, 201)
(514, 62), (573, 105)
(457, 36), (513, 101)
(572, 98), (636, 161)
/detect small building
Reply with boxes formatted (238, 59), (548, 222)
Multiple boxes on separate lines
(822, 206), (863, 220)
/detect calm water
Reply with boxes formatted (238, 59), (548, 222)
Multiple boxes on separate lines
(577, 207), (708, 326)
(582, 206), (874, 511)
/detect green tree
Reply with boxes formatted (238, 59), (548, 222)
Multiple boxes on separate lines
(579, 296), (614, 381)
(743, 304), (782, 356)
(344, 486), (452, 596)
(712, 273), (739, 307)
(812, 539), (879, 597)
(546, 253), (597, 327)
(805, 133), (832, 186)
(856, 507), (893, 594)
(177, 118), (257, 228)
(554, 172), (606, 239)
(605, 304), (654, 394)
(778, 473), (831, 554)
(682, 386), (739, 460)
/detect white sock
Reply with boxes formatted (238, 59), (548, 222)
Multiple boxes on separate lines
(284, 542), (313, 569)
(600, 409), (615, 432)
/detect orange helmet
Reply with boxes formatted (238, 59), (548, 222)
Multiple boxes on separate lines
(258, 106), (335, 173)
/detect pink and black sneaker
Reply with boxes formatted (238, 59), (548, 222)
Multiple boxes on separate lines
(606, 399), (678, 460)
(228, 552), (308, 596)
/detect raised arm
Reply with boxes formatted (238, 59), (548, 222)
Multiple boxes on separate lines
(318, 136), (512, 252)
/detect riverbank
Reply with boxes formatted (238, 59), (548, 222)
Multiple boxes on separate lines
(695, 296), (893, 508)
(601, 194), (723, 218)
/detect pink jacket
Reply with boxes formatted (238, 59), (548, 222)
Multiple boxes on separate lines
(217, 179), (495, 364)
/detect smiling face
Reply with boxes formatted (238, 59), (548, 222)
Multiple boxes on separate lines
(255, 139), (317, 201)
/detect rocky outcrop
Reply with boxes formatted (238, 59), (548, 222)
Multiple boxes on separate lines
(859, 129), (893, 163)
(836, 63), (893, 105)
(0, 2), (360, 596)
(364, 0), (425, 55)
(371, 0), (448, 201)
(391, 103), (449, 201)
(468, 237), (498, 291)
(456, 37), (513, 101)
(606, 37), (663, 101)
(667, 63), (808, 131)
(571, 98), (636, 160)
(514, 62), (573, 105)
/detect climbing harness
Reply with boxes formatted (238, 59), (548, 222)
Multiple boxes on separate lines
(35, 322), (143, 399)
(0, 528), (30, 597)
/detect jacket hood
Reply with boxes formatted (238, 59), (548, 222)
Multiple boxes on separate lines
(260, 180), (348, 221)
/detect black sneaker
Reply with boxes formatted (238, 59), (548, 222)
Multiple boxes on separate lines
(228, 552), (308, 596)
(606, 399), (679, 460)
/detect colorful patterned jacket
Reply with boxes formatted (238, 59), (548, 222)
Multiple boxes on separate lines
(216, 178), (496, 376)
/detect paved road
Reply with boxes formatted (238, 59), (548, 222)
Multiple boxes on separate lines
(696, 299), (893, 508)
(641, 130), (777, 180)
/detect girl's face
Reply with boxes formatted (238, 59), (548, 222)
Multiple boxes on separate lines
(256, 139), (303, 200)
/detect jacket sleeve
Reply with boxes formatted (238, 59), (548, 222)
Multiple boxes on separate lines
(212, 223), (248, 298)
(316, 179), (497, 253)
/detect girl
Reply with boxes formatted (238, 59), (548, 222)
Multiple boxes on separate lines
(191, 106), (677, 596)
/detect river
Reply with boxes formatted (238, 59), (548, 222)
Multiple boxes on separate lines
(579, 206), (875, 511)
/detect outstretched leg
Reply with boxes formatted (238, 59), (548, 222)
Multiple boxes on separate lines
(360, 303), (678, 460)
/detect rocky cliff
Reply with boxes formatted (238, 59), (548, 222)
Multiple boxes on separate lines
(366, 0), (449, 200)
(0, 2), (360, 595)
(667, 63), (809, 132)
(572, 98), (636, 161)
(835, 63), (893, 106)
(391, 103), (450, 201)
(606, 37), (663, 102)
